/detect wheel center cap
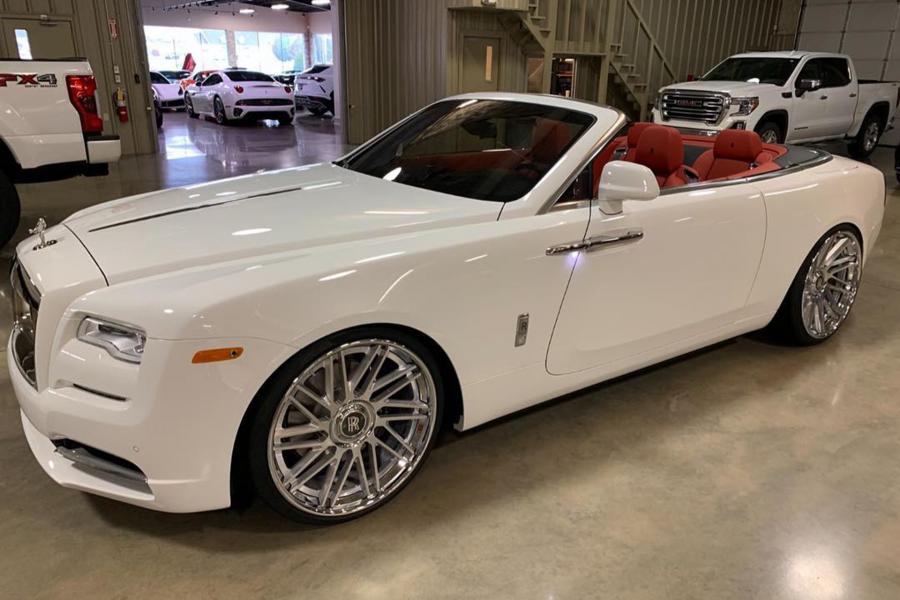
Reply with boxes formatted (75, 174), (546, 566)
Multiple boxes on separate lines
(815, 274), (827, 293)
(333, 402), (373, 445)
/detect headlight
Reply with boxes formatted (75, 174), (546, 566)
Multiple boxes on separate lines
(77, 317), (146, 364)
(730, 96), (759, 116)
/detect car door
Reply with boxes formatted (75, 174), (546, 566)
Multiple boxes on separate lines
(546, 181), (767, 375)
(816, 57), (855, 137)
(790, 59), (826, 140)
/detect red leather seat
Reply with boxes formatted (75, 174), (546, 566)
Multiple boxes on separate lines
(631, 125), (692, 188)
(531, 118), (572, 164)
(693, 129), (770, 181)
(623, 122), (653, 161)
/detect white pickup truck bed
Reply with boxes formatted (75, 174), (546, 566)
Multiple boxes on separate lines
(0, 58), (120, 246)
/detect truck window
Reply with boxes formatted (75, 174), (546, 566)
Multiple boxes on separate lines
(797, 60), (821, 84)
(820, 58), (851, 87)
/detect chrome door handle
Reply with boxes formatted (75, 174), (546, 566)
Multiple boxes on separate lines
(547, 229), (644, 255)
(849, 92), (858, 98)
(819, 95), (828, 100)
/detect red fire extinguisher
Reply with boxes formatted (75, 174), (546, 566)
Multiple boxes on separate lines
(113, 87), (129, 123)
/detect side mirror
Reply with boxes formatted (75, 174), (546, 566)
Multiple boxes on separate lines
(796, 78), (821, 95)
(596, 161), (660, 215)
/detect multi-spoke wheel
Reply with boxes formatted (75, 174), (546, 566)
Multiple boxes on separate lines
(848, 113), (882, 159)
(249, 329), (443, 523)
(777, 227), (862, 345)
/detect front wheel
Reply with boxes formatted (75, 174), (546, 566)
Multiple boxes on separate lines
(0, 169), (21, 247)
(755, 121), (783, 144)
(775, 227), (862, 345)
(186, 96), (198, 119)
(848, 114), (882, 159)
(248, 328), (444, 523)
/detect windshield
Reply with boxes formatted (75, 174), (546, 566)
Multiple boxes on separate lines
(340, 99), (595, 202)
(226, 71), (275, 82)
(701, 57), (800, 86)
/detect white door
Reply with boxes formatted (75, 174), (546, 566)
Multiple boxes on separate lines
(816, 57), (856, 137)
(790, 59), (829, 140)
(546, 183), (767, 375)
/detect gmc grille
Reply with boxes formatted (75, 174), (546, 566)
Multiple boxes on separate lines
(661, 91), (727, 124)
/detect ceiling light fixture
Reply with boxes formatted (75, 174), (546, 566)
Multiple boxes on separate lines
(271, 3), (289, 9)
(311, 0), (330, 5)
(239, 7), (255, 14)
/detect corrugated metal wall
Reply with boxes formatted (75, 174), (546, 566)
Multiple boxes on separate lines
(628, 0), (781, 81)
(0, 0), (157, 156)
(342, 0), (449, 143)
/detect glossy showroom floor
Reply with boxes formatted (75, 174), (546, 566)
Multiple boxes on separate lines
(1, 112), (899, 599)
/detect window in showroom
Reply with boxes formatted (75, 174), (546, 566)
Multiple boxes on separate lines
(144, 26), (228, 72)
(313, 33), (333, 64)
(14, 29), (32, 59)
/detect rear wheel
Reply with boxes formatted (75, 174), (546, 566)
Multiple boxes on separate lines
(0, 170), (20, 247)
(774, 227), (862, 345)
(755, 121), (783, 144)
(248, 327), (443, 524)
(848, 113), (882, 159)
(213, 96), (229, 125)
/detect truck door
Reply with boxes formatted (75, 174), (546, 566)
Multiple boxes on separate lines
(817, 57), (856, 138)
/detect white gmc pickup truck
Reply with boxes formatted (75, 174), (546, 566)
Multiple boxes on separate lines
(0, 58), (120, 246)
(651, 51), (898, 159)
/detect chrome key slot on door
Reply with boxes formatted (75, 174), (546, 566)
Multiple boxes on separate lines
(546, 229), (644, 255)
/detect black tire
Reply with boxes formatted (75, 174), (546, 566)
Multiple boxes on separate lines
(771, 225), (862, 346)
(328, 91), (335, 116)
(154, 103), (163, 128)
(186, 96), (198, 119)
(0, 170), (20, 247)
(755, 120), (783, 144)
(213, 97), (228, 125)
(848, 112), (882, 159)
(308, 105), (328, 117)
(247, 326), (445, 524)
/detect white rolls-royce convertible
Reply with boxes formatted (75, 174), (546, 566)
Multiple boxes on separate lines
(9, 93), (884, 523)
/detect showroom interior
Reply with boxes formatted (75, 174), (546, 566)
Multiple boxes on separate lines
(1, 0), (899, 597)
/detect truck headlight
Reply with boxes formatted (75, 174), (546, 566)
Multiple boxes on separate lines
(77, 317), (146, 364)
(730, 96), (759, 116)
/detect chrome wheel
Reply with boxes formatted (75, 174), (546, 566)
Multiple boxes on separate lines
(863, 121), (880, 153)
(801, 230), (861, 339)
(267, 339), (437, 517)
(760, 129), (779, 144)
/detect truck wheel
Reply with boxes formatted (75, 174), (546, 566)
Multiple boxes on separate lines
(0, 170), (21, 247)
(848, 114), (882, 159)
(755, 121), (783, 144)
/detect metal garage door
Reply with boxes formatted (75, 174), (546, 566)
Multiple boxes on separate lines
(798, 0), (900, 144)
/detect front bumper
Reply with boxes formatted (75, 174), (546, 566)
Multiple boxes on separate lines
(9, 331), (293, 513)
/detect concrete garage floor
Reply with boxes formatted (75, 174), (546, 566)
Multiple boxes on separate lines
(1, 114), (899, 599)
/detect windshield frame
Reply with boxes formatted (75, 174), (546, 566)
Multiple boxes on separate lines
(337, 98), (599, 204)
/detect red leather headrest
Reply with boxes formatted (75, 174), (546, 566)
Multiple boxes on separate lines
(627, 122), (653, 147)
(713, 129), (763, 162)
(635, 125), (683, 175)
(532, 118), (572, 164)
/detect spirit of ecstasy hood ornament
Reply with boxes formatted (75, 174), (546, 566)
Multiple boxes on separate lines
(29, 217), (57, 250)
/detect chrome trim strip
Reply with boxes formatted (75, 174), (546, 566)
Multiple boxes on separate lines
(55, 445), (148, 484)
(547, 228), (644, 255)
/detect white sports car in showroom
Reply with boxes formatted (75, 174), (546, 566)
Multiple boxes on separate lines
(149, 71), (184, 110)
(185, 69), (295, 125)
(294, 64), (334, 116)
(9, 93), (884, 523)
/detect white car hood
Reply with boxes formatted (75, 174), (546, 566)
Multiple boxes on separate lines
(662, 80), (777, 96)
(64, 163), (503, 284)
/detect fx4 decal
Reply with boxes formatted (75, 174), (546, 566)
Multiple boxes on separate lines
(0, 73), (58, 87)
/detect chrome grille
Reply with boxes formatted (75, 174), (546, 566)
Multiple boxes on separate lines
(10, 260), (39, 387)
(661, 91), (727, 124)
